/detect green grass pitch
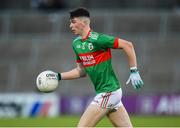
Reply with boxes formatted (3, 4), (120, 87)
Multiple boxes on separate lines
(0, 115), (180, 127)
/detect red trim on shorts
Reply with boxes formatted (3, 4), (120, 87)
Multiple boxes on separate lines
(113, 38), (119, 49)
(104, 92), (111, 108)
(100, 92), (111, 109)
(100, 96), (105, 108)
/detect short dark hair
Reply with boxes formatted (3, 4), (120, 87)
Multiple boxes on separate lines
(69, 7), (90, 19)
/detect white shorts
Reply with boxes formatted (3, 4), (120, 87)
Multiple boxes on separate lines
(90, 88), (123, 110)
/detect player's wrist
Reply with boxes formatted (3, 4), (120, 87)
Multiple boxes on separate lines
(130, 67), (138, 73)
(57, 73), (61, 81)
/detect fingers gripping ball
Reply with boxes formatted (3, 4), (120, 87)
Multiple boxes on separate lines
(36, 70), (59, 92)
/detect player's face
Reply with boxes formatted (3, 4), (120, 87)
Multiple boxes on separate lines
(70, 18), (85, 35)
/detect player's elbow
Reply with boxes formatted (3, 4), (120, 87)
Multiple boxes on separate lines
(123, 41), (134, 51)
(79, 70), (86, 77)
(80, 72), (86, 77)
(77, 68), (86, 77)
(126, 41), (133, 48)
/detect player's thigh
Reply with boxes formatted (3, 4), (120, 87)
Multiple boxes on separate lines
(78, 104), (108, 127)
(107, 105), (133, 127)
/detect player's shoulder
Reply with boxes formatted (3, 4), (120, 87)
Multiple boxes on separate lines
(90, 31), (107, 41)
(72, 36), (81, 45)
(89, 31), (99, 40)
(73, 36), (81, 42)
(90, 31), (108, 40)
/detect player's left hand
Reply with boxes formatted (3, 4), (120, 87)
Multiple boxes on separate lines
(126, 67), (144, 90)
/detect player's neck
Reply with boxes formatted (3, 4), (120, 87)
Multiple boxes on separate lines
(81, 27), (91, 40)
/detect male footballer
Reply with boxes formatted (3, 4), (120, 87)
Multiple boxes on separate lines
(57, 7), (144, 127)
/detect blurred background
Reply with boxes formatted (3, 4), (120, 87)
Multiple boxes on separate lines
(0, 0), (180, 125)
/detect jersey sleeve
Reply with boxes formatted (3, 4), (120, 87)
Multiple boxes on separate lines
(96, 34), (119, 49)
(72, 45), (82, 63)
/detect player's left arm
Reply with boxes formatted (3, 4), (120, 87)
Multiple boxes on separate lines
(117, 38), (144, 89)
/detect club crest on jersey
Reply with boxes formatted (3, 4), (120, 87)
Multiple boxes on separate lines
(88, 43), (94, 50)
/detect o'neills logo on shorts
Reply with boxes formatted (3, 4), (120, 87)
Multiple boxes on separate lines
(78, 49), (112, 67)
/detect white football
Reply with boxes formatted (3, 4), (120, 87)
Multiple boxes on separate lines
(36, 70), (59, 92)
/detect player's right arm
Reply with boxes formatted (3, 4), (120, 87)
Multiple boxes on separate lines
(60, 62), (86, 80)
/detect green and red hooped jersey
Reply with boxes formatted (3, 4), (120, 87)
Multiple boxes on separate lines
(72, 31), (121, 94)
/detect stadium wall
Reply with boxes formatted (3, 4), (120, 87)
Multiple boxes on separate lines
(0, 10), (179, 96)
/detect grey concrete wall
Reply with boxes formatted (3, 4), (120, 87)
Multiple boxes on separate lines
(0, 11), (179, 96)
